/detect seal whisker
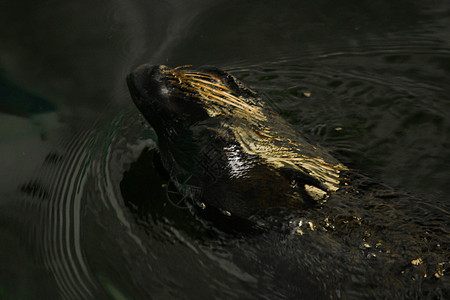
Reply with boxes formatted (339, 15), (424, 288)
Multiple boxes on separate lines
(171, 65), (193, 71)
(170, 70), (265, 116)
(181, 77), (230, 91)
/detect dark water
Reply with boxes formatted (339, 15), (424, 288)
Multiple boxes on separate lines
(1, 0), (449, 299)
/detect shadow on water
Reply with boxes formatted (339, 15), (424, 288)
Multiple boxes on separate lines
(120, 147), (260, 237)
(0, 0), (449, 299)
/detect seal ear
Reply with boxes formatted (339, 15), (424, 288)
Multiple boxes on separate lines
(278, 167), (327, 191)
(278, 167), (329, 203)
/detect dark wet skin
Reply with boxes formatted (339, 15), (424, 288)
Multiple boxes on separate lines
(127, 64), (346, 219)
(127, 65), (449, 297)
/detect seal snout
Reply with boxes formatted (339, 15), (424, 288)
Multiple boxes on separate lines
(127, 64), (168, 106)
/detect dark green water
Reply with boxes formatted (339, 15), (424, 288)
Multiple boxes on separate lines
(0, 0), (449, 299)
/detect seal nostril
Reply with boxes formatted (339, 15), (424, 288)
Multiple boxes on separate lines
(148, 65), (165, 82)
(127, 65), (169, 108)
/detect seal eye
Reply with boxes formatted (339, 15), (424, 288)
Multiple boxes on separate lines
(205, 68), (257, 97)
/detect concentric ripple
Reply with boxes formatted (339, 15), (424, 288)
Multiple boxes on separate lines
(11, 44), (450, 299)
(16, 108), (155, 299)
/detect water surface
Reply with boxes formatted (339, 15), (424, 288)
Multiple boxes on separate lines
(0, 0), (449, 299)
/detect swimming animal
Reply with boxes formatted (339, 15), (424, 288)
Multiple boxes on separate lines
(126, 65), (449, 298)
(127, 64), (347, 219)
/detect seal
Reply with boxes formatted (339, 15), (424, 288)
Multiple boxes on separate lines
(127, 64), (347, 219)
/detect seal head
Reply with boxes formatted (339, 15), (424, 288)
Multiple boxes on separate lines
(127, 65), (346, 219)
